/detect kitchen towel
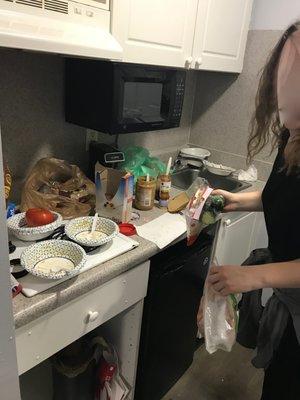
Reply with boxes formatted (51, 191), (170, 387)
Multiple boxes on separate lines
(136, 213), (186, 249)
(12, 234), (139, 297)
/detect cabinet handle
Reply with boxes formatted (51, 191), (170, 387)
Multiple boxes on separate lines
(195, 57), (202, 68)
(87, 311), (99, 323)
(224, 219), (231, 227)
(185, 56), (193, 69)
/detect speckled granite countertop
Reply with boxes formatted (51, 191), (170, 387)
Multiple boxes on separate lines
(13, 236), (158, 329)
(13, 179), (266, 330)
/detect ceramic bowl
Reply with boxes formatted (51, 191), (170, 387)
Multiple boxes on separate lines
(203, 161), (235, 176)
(180, 147), (211, 160)
(65, 216), (119, 247)
(7, 212), (63, 241)
(21, 240), (86, 280)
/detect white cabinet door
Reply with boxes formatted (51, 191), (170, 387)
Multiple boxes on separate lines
(214, 212), (256, 266)
(112, 0), (198, 68)
(192, 0), (253, 72)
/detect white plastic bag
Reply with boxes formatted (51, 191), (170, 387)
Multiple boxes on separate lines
(237, 163), (257, 182)
(203, 275), (238, 354)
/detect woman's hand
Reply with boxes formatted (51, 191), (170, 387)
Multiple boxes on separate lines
(212, 189), (240, 212)
(207, 265), (257, 296)
(212, 190), (263, 213)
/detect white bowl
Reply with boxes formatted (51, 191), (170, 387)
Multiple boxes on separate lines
(7, 212), (62, 241)
(180, 147), (211, 160)
(21, 240), (86, 280)
(204, 161), (235, 176)
(65, 216), (119, 247)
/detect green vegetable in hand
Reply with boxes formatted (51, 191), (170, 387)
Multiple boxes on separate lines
(201, 211), (216, 225)
(210, 195), (225, 212)
(201, 195), (225, 225)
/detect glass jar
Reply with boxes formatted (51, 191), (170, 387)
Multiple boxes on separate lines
(134, 176), (156, 211)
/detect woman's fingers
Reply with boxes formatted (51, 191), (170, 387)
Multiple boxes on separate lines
(212, 189), (229, 196)
(209, 266), (220, 275)
(211, 282), (226, 292)
(207, 265), (254, 295)
(207, 273), (220, 284)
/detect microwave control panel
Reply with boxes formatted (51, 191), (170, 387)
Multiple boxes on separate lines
(172, 79), (185, 126)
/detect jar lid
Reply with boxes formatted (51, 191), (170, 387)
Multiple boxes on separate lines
(118, 223), (137, 236)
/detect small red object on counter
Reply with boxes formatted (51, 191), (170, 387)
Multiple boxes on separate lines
(118, 223), (137, 236)
(11, 275), (22, 298)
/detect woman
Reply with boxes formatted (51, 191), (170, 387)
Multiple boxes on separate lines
(200, 23), (300, 400)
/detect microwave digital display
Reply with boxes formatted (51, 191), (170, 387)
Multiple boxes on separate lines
(65, 60), (186, 134)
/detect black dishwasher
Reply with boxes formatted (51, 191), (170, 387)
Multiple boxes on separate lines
(134, 231), (213, 400)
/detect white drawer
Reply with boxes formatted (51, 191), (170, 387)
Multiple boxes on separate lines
(16, 261), (150, 375)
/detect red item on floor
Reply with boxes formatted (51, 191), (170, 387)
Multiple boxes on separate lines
(95, 356), (117, 400)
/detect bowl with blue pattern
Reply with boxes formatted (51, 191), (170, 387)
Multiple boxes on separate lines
(7, 211), (62, 241)
(21, 240), (86, 280)
(65, 216), (119, 247)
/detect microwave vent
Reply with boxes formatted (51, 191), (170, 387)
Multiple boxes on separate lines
(8, 0), (68, 14)
(44, 0), (67, 13)
(16, 0), (42, 8)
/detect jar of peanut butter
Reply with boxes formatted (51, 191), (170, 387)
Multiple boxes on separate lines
(135, 176), (156, 211)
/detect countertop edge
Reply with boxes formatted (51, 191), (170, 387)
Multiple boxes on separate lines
(13, 179), (266, 330)
(13, 237), (158, 329)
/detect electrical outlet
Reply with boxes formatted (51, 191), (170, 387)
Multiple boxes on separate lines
(86, 129), (98, 151)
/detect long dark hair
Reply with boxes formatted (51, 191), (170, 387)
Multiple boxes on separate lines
(247, 22), (300, 172)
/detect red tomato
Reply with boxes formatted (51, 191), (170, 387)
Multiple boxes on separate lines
(25, 208), (55, 227)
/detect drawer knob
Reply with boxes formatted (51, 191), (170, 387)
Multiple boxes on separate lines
(195, 57), (202, 67)
(185, 56), (193, 69)
(87, 311), (99, 322)
(224, 219), (231, 226)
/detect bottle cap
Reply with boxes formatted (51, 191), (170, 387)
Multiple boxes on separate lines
(118, 223), (137, 236)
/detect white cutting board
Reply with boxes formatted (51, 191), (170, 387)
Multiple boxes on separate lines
(136, 213), (186, 249)
(11, 234), (139, 297)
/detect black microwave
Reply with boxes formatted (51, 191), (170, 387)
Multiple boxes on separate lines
(65, 60), (186, 134)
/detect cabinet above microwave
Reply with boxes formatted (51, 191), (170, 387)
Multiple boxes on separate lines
(65, 59), (186, 134)
(111, 0), (253, 73)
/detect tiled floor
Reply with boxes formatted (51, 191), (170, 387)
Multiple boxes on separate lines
(161, 343), (264, 400)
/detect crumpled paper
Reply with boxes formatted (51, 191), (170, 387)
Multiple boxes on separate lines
(237, 164), (257, 182)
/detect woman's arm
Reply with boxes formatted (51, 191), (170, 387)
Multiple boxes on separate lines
(213, 190), (263, 212)
(208, 261), (300, 296)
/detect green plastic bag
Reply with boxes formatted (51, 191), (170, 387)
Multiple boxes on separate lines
(121, 146), (166, 183)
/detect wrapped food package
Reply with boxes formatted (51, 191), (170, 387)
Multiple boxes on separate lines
(203, 283), (238, 353)
(21, 158), (95, 219)
(185, 178), (225, 246)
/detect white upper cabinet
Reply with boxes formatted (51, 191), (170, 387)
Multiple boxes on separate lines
(112, 0), (253, 72)
(111, 0), (198, 68)
(192, 0), (253, 72)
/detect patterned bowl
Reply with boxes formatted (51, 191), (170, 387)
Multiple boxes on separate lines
(7, 212), (63, 241)
(65, 216), (119, 247)
(21, 240), (86, 280)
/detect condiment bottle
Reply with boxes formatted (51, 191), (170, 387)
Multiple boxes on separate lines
(158, 174), (172, 208)
(135, 175), (156, 211)
(158, 157), (172, 208)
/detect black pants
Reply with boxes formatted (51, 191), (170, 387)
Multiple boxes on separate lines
(261, 318), (300, 400)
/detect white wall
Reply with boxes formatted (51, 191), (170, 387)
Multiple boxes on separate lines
(251, 0), (300, 30)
